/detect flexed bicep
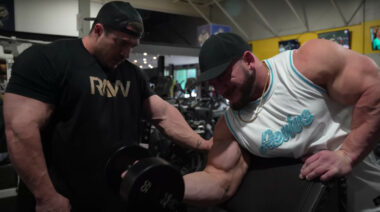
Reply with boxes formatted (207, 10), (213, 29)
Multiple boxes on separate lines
(184, 115), (250, 206)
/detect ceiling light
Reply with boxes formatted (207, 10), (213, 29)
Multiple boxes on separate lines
(133, 60), (137, 63)
(143, 52), (148, 56)
(153, 56), (157, 60)
(139, 65), (143, 68)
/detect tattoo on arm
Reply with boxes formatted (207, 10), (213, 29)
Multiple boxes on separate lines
(196, 139), (203, 149)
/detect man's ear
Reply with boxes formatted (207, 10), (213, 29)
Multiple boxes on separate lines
(242, 51), (255, 69)
(93, 23), (104, 37)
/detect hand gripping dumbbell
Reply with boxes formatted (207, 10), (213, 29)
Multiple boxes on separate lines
(105, 145), (185, 212)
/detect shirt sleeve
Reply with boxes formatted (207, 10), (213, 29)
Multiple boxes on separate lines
(6, 45), (60, 104)
(136, 66), (154, 100)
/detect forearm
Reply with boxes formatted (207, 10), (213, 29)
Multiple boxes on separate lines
(183, 151), (249, 206)
(6, 128), (56, 200)
(183, 170), (230, 206)
(183, 116), (250, 205)
(145, 95), (211, 150)
(341, 125), (380, 165)
(154, 105), (209, 150)
(340, 84), (380, 165)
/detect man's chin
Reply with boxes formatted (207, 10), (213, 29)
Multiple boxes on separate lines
(230, 98), (251, 110)
(230, 102), (244, 110)
(107, 61), (122, 70)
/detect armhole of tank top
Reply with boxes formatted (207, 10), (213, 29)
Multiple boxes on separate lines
(263, 60), (274, 101)
(288, 50), (327, 94)
(223, 111), (243, 145)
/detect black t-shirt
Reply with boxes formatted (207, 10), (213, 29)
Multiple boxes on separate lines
(6, 39), (153, 210)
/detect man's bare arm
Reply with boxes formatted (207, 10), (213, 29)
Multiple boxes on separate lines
(144, 95), (212, 151)
(295, 39), (380, 180)
(4, 93), (70, 210)
(183, 116), (250, 205)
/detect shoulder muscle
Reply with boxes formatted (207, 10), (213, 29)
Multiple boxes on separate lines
(294, 38), (380, 104)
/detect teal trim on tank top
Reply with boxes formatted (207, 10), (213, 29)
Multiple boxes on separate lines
(224, 111), (241, 144)
(289, 50), (326, 94)
(263, 60), (274, 100)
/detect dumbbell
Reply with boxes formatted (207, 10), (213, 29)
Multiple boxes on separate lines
(105, 145), (185, 211)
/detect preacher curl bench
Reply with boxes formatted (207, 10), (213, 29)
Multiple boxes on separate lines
(223, 155), (345, 212)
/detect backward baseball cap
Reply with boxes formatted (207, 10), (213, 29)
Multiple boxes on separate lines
(84, 1), (143, 38)
(197, 32), (251, 82)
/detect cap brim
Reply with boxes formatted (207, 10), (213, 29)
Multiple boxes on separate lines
(84, 17), (96, 21)
(196, 61), (231, 83)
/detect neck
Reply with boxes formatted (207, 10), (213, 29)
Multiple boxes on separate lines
(251, 62), (270, 101)
(82, 35), (95, 55)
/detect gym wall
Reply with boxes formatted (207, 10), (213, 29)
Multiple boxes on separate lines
(249, 19), (380, 64)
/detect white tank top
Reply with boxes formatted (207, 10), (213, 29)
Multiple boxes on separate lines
(224, 50), (352, 158)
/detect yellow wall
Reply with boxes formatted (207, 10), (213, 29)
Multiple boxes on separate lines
(249, 20), (380, 60)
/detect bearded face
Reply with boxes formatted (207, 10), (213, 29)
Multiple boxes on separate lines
(210, 60), (257, 110)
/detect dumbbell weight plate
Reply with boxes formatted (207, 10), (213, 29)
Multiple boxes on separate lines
(105, 145), (151, 193)
(120, 157), (185, 211)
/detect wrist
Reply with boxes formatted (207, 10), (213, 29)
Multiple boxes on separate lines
(337, 149), (354, 166)
(195, 137), (213, 151)
(33, 183), (57, 203)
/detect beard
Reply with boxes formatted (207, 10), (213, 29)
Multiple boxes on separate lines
(229, 70), (256, 110)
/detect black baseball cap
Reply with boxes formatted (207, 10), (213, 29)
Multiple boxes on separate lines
(84, 1), (143, 38)
(197, 32), (251, 82)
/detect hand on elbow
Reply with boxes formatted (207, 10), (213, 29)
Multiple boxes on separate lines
(299, 150), (353, 181)
(197, 138), (214, 152)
